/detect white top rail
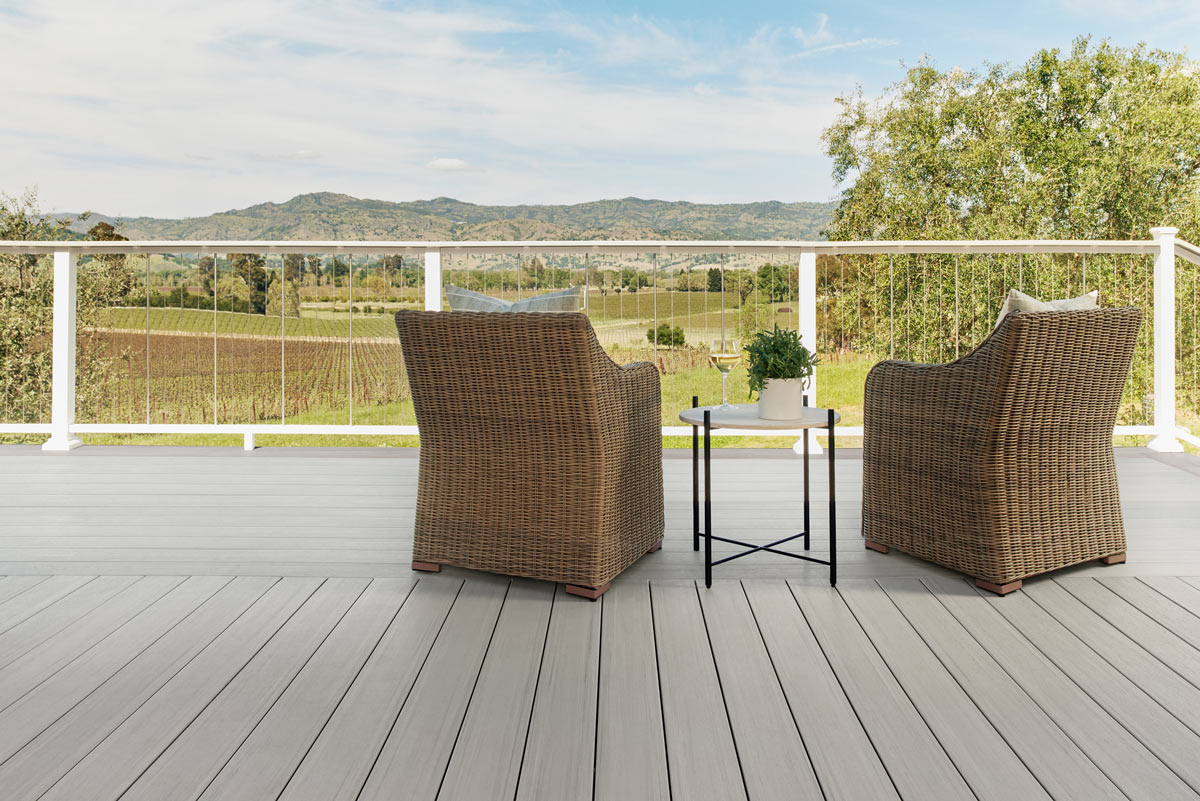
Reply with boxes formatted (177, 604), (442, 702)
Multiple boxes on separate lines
(0, 238), (1167, 256)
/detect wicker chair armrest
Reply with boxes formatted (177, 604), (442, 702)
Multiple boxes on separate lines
(591, 354), (665, 555)
(865, 348), (1001, 442)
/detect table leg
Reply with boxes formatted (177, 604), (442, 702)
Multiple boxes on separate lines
(828, 408), (837, 586)
(704, 409), (712, 589)
(692, 395), (699, 552)
(802, 394), (810, 551)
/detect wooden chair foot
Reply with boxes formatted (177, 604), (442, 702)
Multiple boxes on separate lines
(976, 578), (1022, 596)
(647, 541), (663, 553)
(412, 561), (442, 573)
(864, 539), (890, 554)
(1099, 552), (1126, 565)
(565, 583), (610, 601)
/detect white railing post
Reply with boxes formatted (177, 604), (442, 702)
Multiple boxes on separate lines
(424, 249), (442, 311)
(42, 249), (83, 451)
(1148, 226), (1182, 452)
(798, 250), (821, 454)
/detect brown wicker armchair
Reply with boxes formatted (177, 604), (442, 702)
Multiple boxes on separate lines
(395, 310), (664, 598)
(862, 308), (1142, 594)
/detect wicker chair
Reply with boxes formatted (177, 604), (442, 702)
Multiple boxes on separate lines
(394, 310), (664, 598)
(862, 308), (1142, 595)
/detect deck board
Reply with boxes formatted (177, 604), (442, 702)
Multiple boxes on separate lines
(925, 575), (1200, 799)
(841, 579), (1054, 801)
(0, 445), (1199, 801)
(438, 580), (554, 801)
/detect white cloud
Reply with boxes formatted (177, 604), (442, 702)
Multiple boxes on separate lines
(0, 1), (856, 216)
(792, 14), (834, 48)
(251, 150), (320, 162)
(426, 158), (480, 172)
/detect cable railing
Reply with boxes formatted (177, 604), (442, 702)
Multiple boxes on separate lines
(0, 230), (1196, 452)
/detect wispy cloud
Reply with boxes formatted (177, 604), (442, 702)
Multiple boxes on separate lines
(792, 13), (834, 48)
(797, 37), (898, 58)
(426, 158), (482, 172)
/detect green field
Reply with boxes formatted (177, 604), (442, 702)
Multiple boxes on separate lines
(78, 353), (873, 449)
(28, 299), (1194, 452)
(98, 287), (786, 346)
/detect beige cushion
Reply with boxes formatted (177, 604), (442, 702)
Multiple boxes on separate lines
(995, 289), (1098, 328)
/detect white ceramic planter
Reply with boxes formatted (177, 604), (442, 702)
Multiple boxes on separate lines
(757, 377), (808, 420)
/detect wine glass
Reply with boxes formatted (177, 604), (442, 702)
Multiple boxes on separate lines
(709, 339), (740, 408)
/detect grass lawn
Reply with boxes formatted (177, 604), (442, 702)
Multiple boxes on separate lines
(78, 355), (873, 449)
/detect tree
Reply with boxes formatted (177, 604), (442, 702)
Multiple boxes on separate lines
(0, 189), (127, 427)
(707, 267), (722, 293)
(196, 257), (215, 296)
(757, 263), (796, 302)
(820, 38), (1200, 365)
(216, 273), (250, 307)
(266, 274), (301, 318)
(646, 323), (686, 348)
(230, 254), (268, 314)
(82, 222), (135, 306)
(823, 38), (1200, 242)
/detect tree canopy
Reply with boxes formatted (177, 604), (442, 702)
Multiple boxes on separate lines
(823, 37), (1200, 242)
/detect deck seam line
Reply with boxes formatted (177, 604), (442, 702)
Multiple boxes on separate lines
(874, 579), (1056, 801)
(0, 576), (170, 713)
(0, 576), (234, 768)
(432, 579), (511, 801)
(270, 577), (418, 801)
(647, 581), (674, 801)
(51, 577), (327, 801)
(1131, 577), (1200, 623)
(692, 579), (752, 801)
(590, 589), (603, 801)
(784, 580), (904, 800)
(509, 582), (556, 801)
(189, 578), (373, 801)
(1026, 581), (1200, 740)
(0, 576), (101, 637)
(955, 579), (1197, 795)
(739, 580), (828, 801)
(0, 576), (56, 630)
(349, 578), (466, 801)
(836, 582), (981, 801)
(1072, 578), (1200, 694)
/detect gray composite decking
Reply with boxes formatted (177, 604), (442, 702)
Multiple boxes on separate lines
(0, 445), (1199, 800)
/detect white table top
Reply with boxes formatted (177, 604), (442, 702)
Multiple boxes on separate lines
(678, 403), (839, 430)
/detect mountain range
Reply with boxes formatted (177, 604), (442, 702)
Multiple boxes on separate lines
(63, 193), (836, 241)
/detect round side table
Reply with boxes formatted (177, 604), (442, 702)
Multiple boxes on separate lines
(678, 398), (841, 588)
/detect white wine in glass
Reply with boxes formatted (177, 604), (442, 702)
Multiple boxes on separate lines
(709, 339), (740, 408)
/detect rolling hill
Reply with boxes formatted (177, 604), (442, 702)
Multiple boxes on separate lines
(63, 193), (836, 241)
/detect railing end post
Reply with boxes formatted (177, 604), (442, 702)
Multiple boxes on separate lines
(243, 433), (256, 451)
(45, 249), (81, 453)
(1148, 226), (1180, 452)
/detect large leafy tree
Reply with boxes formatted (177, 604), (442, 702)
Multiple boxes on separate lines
(1, 190), (133, 428)
(823, 37), (1200, 242)
(819, 39), (1200, 423)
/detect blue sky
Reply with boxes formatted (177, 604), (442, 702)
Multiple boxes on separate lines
(1, 0), (1196, 218)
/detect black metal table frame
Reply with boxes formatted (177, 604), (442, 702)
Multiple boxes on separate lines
(689, 395), (837, 588)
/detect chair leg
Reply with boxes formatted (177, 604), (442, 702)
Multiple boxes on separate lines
(1099, 552), (1126, 565)
(411, 561), (441, 573)
(565, 583), (611, 601)
(647, 541), (663, 554)
(976, 578), (1022, 596)
(864, 539), (890, 554)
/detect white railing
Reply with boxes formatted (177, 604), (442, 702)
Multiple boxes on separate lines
(0, 230), (1195, 452)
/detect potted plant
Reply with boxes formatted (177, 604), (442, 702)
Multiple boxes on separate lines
(745, 325), (819, 419)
